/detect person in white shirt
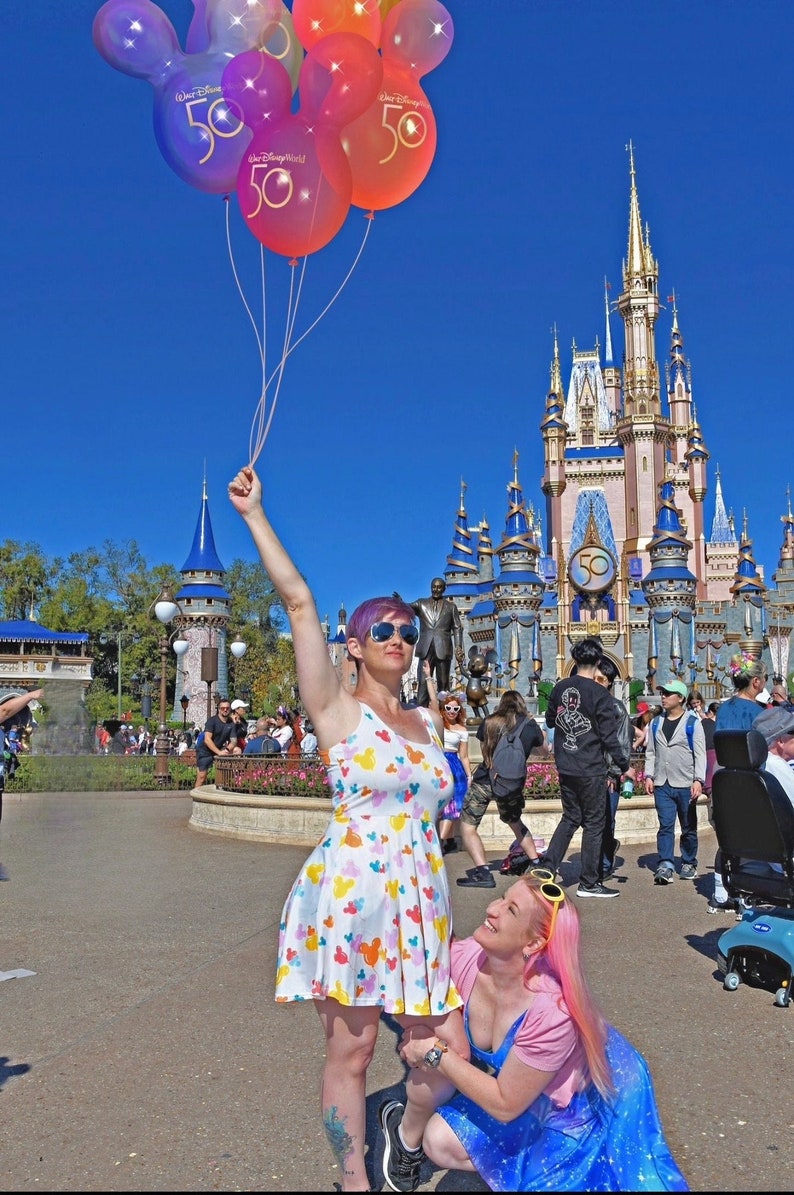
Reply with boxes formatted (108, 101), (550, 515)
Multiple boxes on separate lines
(752, 705), (794, 810)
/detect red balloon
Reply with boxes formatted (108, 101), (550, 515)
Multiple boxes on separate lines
(342, 0), (454, 211)
(291, 0), (381, 52)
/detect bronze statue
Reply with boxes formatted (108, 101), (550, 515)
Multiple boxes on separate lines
(407, 577), (465, 706)
(461, 652), (492, 721)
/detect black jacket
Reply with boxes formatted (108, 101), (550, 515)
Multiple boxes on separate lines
(546, 675), (629, 779)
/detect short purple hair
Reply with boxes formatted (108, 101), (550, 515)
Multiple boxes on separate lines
(346, 596), (416, 645)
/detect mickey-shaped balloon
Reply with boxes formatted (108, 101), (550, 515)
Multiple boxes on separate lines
(186, 0), (304, 92)
(223, 32), (382, 258)
(342, 0), (454, 211)
(93, 0), (282, 193)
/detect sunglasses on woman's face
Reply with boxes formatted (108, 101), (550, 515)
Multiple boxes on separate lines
(369, 621), (419, 645)
(527, 868), (565, 944)
(444, 704), (461, 712)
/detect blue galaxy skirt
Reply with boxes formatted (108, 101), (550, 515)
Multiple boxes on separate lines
(438, 1015), (689, 1192)
(440, 751), (468, 820)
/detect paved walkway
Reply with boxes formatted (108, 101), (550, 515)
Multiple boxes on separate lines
(1, 790), (791, 1191)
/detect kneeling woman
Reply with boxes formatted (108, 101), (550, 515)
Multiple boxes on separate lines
(380, 871), (688, 1192)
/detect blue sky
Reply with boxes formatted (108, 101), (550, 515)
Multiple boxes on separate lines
(6, 1), (793, 632)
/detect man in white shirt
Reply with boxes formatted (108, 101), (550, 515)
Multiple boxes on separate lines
(752, 705), (794, 809)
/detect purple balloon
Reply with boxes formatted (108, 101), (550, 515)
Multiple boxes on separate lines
(93, 0), (282, 193)
(187, 0), (303, 93)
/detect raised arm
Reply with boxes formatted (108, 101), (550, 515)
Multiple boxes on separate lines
(228, 466), (346, 734)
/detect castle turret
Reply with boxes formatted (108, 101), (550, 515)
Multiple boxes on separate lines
(492, 454), (545, 689)
(174, 481), (233, 725)
(729, 513), (767, 658)
(641, 479), (697, 689)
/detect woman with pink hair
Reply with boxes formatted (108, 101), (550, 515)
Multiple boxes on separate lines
(379, 870), (688, 1192)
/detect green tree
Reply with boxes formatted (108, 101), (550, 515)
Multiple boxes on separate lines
(0, 540), (54, 619)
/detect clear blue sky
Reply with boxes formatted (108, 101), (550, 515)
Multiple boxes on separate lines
(6, 1), (793, 631)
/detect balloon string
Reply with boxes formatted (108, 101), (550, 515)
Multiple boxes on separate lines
(267, 215), (374, 377)
(249, 265), (299, 466)
(224, 198), (374, 467)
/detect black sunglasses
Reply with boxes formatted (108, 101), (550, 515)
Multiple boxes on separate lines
(369, 621), (419, 645)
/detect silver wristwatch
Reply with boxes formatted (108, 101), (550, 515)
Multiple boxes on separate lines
(423, 1040), (448, 1068)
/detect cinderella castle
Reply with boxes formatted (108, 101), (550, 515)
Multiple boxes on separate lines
(429, 148), (794, 711)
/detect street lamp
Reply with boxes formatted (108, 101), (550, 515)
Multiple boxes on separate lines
(180, 693), (190, 732)
(153, 586), (187, 786)
(229, 634), (247, 705)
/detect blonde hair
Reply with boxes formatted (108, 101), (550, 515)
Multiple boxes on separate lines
(519, 876), (613, 1099)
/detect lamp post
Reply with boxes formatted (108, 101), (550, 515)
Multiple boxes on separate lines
(180, 693), (190, 733)
(153, 586), (187, 786)
(229, 633), (248, 703)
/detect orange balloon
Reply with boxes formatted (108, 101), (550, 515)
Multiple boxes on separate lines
(342, 0), (453, 211)
(291, 0), (381, 52)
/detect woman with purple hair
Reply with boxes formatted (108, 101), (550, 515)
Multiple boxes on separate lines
(228, 465), (468, 1192)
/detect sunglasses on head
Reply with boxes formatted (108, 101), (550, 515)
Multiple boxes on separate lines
(527, 867), (565, 944)
(369, 621), (419, 645)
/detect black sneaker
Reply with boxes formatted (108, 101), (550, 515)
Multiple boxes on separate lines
(379, 1099), (425, 1193)
(576, 882), (620, 898)
(456, 866), (496, 888)
(441, 839), (459, 855)
(707, 897), (737, 915)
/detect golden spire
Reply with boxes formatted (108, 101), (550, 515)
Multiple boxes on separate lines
(625, 140), (645, 280)
(549, 324), (563, 398)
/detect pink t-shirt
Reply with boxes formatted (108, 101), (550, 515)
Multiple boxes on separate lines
(451, 938), (589, 1107)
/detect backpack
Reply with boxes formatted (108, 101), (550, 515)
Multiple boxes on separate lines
(488, 716), (529, 798)
(651, 713), (697, 753)
(195, 731), (205, 749)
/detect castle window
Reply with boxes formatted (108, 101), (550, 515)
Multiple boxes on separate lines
(642, 456), (648, 472)
(581, 429), (594, 445)
(630, 508), (636, 526)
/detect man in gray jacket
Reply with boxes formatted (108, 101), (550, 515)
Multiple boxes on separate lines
(644, 678), (707, 885)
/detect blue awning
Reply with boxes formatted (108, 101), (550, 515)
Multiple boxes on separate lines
(0, 619), (88, 645)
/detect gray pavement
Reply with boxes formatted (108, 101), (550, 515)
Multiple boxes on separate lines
(1, 790), (792, 1192)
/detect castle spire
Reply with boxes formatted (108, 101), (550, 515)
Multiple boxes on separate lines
(709, 467), (733, 543)
(604, 278), (613, 365)
(625, 140), (646, 280)
(550, 324), (564, 398)
(444, 478), (477, 578)
(181, 484), (226, 575)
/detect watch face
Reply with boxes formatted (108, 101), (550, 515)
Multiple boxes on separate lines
(568, 546), (616, 595)
(424, 1046), (442, 1067)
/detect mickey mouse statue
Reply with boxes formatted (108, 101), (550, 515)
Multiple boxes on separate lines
(460, 651), (492, 722)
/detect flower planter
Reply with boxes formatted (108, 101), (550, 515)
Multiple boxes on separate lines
(189, 786), (710, 849)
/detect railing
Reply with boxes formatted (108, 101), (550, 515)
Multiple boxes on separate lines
(214, 753), (333, 798)
(213, 749), (651, 799)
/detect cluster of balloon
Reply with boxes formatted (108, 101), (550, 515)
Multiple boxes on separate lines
(222, 0), (454, 257)
(92, 0), (303, 193)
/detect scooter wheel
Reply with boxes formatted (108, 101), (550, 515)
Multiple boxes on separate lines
(774, 987), (790, 1008)
(723, 971), (740, 991)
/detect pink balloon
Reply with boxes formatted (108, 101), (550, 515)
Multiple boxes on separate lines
(93, 0), (281, 193)
(224, 36), (381, 257)
(342, 0), (454, 211)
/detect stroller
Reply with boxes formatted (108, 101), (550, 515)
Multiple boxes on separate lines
(711, 728), (794, 1007)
